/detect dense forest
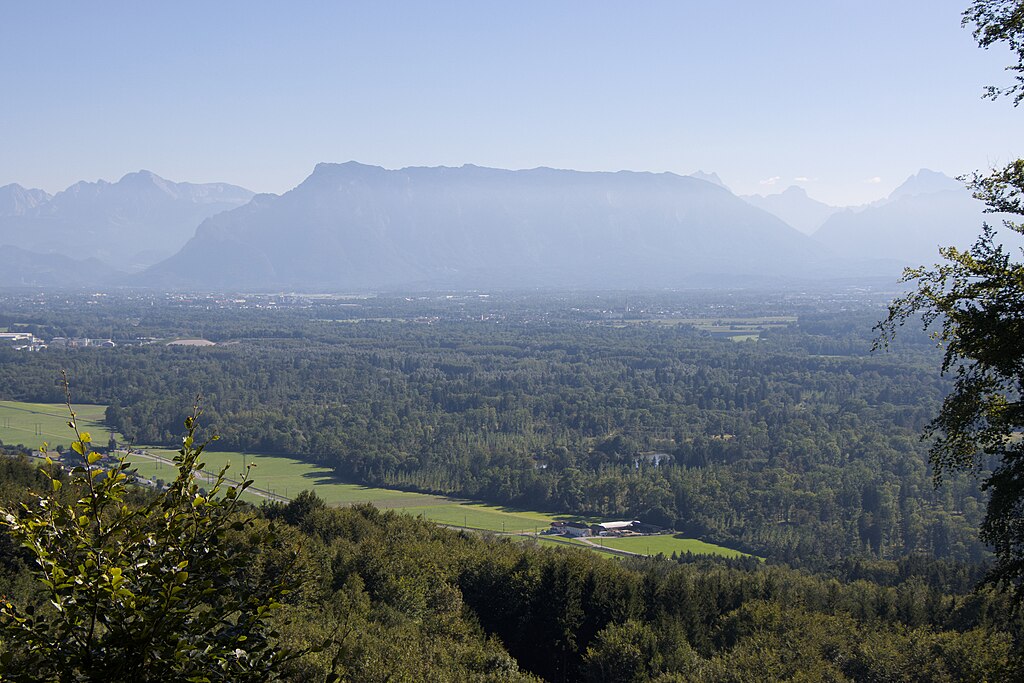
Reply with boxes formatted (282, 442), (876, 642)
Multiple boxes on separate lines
(0, 291), (991, 569)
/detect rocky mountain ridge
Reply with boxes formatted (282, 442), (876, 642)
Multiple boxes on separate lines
(0, 171), (253, 273)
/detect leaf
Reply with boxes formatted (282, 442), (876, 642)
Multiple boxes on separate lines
(87, 452), (101, 465)
(71, 441), (84, 455)
(51, 479), (62, 492)
(79, 432), (91, 443)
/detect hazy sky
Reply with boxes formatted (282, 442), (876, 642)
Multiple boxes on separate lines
(2, 1), (1021, 206)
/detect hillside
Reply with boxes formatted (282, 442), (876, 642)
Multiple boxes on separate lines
(0, 246), (115, 288)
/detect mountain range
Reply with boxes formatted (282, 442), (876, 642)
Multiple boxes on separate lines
(0, 171), (253, 274)
(812, 169), (1018, 265)
(0, 164), (1003, 291)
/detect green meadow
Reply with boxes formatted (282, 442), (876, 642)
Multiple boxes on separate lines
(594, 534), (750, 558)
(124, 448), (449, 508)
(507, 535), (592, 551)
(400, 503), (556, 533)
(124, 448), (590, 534)
(0, 401), (117, 450)
(1, 401), (747, 559)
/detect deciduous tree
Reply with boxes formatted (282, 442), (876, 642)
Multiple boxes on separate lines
(877, 0), (1024, 599)
(0, 386), (304, 681)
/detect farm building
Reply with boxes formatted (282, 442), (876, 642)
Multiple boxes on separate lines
(549, 521), (592, 537)
(564, 522), (592, 537)
(591, 520), (642, 535)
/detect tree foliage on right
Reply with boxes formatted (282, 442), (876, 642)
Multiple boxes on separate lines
(878, 0), (1024, 599)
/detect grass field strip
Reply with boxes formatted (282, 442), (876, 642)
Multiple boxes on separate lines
(0, 401), (112, 449)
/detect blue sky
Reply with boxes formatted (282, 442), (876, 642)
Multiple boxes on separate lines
(2, 1), (1021, 205)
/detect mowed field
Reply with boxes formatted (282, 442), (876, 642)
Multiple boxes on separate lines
(125, 448), (450, 508)
(0, 401), (117, 450)
(401, 503), (557, 533)
(1, 401), (746, 559)
(595, 534), (751, 559)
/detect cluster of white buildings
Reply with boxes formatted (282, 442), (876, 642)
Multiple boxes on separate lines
(0, 332), (116, 352)
(0, 332), (45, 351)
(48, 337), (116, 349)
(548, 519), (656, 538)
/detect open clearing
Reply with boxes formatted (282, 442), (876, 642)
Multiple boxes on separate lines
(2, 400), (747, 559)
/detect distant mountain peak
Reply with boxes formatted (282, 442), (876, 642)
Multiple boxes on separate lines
(813, 170), (1010, 266)
(117, 169), (177, 195)
(689, 170), (729, 190)
(741, 185), (838, 235)
(313, 160), (380, 174)
(305, 161), (387, 186)
(120, 169), (159, 180)
(0, 183), (52, 216)
(889, 169), (963, 200)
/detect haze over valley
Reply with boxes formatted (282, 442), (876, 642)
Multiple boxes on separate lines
(0, 163), (1004, 290)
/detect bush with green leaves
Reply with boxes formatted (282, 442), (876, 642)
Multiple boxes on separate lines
(0, 397), (304, 682)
